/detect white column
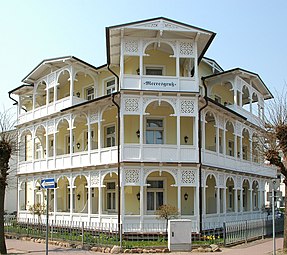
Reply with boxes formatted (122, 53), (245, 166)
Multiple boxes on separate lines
(88, 185), (91, 218)
(54, 186), (57, 220)
(121, 183), (125, 223)
(98, 119), (101, 157)
(216, 187), (220, 214)
(98, 185), (102, 219)
(46, 87), (49, 106)
(234, 134), (237, 159)
(240, 189), (243, 212)
(239, 135), (243, 160)
(234, 189), (238, 213)
(249, 189), (253, 212)
(202, 115), (206, 149)
(69, 67), (74, 104)
(233, 89), (237, 105)
(203, 186), (206, 216)
(54, 85), (58, 103)
(216, 126), (220, 154)
(223, 128), (226, 155)
(139, 112), (143, 161)
(140, 185), (144, 230)
(249, 139), (252, 162)
(176, 114), (180, 159)
(223, 188), (227, 214)
(177, 186), (181, 215)
(175, 55), (179, 77)
(249, 98), (252, 113)
(194, 116), (198, 147)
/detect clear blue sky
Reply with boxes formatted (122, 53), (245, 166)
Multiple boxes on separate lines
(1, 0), (286, 111)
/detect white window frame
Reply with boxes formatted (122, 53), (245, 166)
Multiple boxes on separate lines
(65, 134), (74, 154)
(82, 84), (95, 101)
(145, 117), (165, 144)
(145, 177), (166, 214)
(102, 77), (116, 95)
(104, 124), (116, 148)
(105, 180), (117, 212)
(144, 65), (166, 76)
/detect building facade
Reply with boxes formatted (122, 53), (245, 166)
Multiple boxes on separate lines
(9, 17), (276, 232)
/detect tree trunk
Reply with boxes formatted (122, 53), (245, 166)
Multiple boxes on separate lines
(0, 183), (7, 254)
(283, 184), (287, 251)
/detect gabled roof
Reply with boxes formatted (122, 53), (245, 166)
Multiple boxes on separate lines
(106, 17), (216, 66)
(203, 68), (273, 100)
(202, 57), (224, 73)
(22, 56), (100, 84)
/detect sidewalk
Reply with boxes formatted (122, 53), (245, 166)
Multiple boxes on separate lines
(5, 237), (284, 255)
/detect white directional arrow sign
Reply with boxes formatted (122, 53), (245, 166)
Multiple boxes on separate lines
(41, 178), (56, 189)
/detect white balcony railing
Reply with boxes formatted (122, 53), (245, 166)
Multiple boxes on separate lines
(18, 96), (87, 125)
(202, 149), (277, 178)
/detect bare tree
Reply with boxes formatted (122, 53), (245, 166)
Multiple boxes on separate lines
(263, 86), (287, 251)
(156, 204), (179, 233)
(0, 108), (17, 254)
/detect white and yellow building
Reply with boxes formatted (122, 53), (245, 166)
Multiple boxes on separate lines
(9, 17), (276, 232)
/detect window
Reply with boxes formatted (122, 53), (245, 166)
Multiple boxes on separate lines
(85, 87), (94, 100)
(105, 125), (115, 147)
(106, 79), (115, 95)
(146, 180), (164, 212)
(145, 67), (163, 76)
(106, 182), (116, 211)
(146, 119), (163, 144)
(35, 141), (42, 159)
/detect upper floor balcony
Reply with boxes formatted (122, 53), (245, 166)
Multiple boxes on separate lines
(120, 38), (199, 93)
(204, 70), (273, 128)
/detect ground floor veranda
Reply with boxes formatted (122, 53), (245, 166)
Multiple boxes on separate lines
(18, 165), (270, 232)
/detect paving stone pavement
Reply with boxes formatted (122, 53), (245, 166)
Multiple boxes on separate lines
(4, 237), (284, 255)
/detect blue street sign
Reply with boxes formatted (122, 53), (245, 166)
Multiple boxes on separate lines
(41, 178), (56, 189)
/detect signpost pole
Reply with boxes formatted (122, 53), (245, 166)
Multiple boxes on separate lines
(46, 188), (49, 255)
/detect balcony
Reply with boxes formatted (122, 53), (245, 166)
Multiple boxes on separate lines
(123, 144), (198, 162)
(18, 96), (87, 125)
(202, 149), (276, 178)
(18, 147), (118, 174)
(122, 75), (197, 93)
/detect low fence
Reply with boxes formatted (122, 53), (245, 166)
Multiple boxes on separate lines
(4, 217), (284, 248)
(224, 218), (284, 246)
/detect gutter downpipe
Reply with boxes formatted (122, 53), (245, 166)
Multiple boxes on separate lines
(108, 65), (122, 244)
(198, 77), (208, 233)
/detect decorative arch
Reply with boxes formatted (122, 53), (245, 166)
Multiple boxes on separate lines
(143, 169), (178, 186)
(143, 99), (176, 115)
(205, 173), (218, 187)
(143, 41), (176, 56)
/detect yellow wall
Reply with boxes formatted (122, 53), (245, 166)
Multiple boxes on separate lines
(124, 56), (139, 75)
(143, 49), (176, 76)
(124, 115), (139, 143)
(180, 117), (194, 145)
(211, 84), (234, 105)
(124, 186), (140, 215)
(181, 187), (194, 215)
